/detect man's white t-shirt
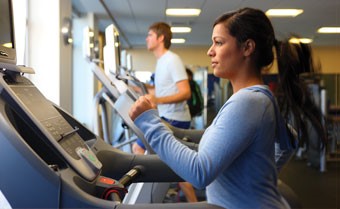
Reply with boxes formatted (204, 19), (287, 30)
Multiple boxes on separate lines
(154, 50), (191, 121)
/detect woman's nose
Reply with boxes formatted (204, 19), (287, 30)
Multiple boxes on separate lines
(207, 46), (214, 57)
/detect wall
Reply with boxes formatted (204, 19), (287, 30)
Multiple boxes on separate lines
(27, 0), (60, 104)
(12, 0), (27, 65)
(126, 46), (211, 72)
(27, 0), (72, 112)
(313, 46), (340, 74)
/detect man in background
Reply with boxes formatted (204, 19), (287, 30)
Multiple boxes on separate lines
(132, 22), (198, 203)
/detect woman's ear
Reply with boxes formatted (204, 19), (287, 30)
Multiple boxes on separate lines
(243, 39), (255, 57)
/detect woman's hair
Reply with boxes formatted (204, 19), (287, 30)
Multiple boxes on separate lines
(213, 8), (275, 72)
(275, 40), (327, 148)
(149, 22), (172, 49)
(214, 8), (327, 148)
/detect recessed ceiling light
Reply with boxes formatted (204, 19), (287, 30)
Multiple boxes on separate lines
(265, 9), (303, 17)
(171, 38), (186, 44)
(171, 27), (192, 33)
(166, 8), (201, 16)
(289, 38), (313, 44)
(317, 27), (340, 33)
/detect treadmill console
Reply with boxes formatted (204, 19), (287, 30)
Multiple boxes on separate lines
(0, 70), (102, 181)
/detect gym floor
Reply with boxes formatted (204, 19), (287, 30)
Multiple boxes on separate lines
(279, 158), (339, 209)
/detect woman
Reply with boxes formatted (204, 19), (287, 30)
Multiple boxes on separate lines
(129, 8), (325, 209)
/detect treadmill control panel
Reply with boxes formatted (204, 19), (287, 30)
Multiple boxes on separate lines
(1, 73), (102, 181)
(42, 117), (71, 141)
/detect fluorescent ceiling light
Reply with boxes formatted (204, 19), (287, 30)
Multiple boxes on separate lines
(171, 27), (191, 33)
(2, 43), (13, 48)
(266, 9), (303, 17)
(166, 8), (201, 16)
(317, 27), (340, 33)
(289, 38), (313, 44)
(171, 38), (186, 44)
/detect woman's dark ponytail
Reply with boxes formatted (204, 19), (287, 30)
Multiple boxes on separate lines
(274, 40), (327, 148)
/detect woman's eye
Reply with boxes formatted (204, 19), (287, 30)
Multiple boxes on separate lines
(215, 41), (222, 46)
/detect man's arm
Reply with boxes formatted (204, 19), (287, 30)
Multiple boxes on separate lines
(144, 83), (155, 95)
(153, 79), (191, 104)
(130, 82), (155, 95)
(144, 83), (155, 90)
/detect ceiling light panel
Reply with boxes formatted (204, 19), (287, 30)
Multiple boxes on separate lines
(266, 9), (303, 17)
(317, 27), (340, 33)
(166, 8), (201, 16)
(289, 38), (313, 44)
(171, 27), (192, 33)
(171, 38), (186, 44)
(2, 43), (13, 48)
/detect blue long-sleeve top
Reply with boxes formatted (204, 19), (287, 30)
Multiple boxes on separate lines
(134, 85), (287, 209)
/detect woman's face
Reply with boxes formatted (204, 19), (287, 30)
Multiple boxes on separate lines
(207, 23), (245, 79)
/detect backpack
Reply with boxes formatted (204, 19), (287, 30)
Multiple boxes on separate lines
(187, 80), (204, 117)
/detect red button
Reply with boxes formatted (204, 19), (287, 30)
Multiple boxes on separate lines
(99, 177), (115, 185)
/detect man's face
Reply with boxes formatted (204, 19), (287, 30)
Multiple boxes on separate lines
(146, 30), (161, 51)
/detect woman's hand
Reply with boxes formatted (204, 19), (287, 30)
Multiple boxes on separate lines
(129, 95), (157, 121)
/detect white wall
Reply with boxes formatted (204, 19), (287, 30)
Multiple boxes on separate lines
(27, 0), (72, 112)
(12, 0), (27, 66)
(27, 0), (60, 104)
(26, 1), (98, 129)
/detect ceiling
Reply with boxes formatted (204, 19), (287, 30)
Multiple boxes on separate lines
(71, 0), (340, 49)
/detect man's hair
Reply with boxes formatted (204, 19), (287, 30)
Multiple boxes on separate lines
(149, 22), (172, 49)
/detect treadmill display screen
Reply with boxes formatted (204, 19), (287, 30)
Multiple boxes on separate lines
(9, 84), (88, 159)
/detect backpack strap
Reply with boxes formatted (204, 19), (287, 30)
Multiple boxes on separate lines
(246, 86), (295, 150)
